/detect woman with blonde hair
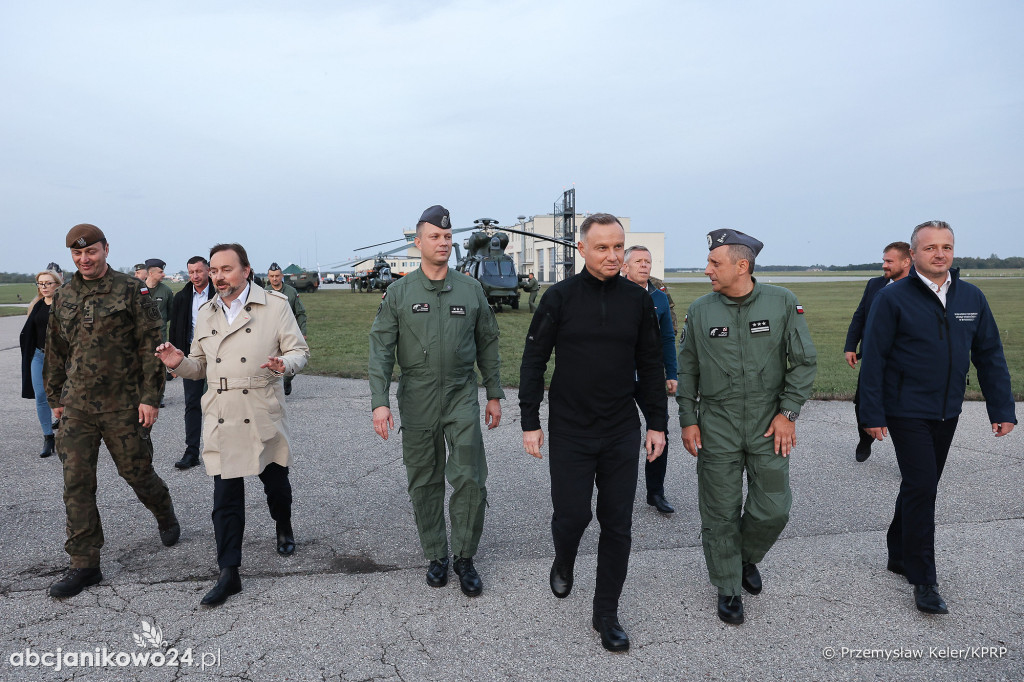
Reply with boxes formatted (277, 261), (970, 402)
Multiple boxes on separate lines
(20, 268), (63, 457)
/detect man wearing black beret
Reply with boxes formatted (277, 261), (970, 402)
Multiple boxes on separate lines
(369, 205), (504, 599)
(677, 229), (817, 625)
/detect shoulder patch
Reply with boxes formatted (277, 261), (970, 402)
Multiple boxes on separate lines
(796, 305), (805, 314)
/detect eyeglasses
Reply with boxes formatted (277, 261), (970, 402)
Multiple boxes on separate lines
(37, 281), (57, 287)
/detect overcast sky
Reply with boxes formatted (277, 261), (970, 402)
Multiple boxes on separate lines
(3, 0), (1022, 274)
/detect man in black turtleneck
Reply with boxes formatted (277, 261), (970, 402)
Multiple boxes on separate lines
(520, 213), (666, 653)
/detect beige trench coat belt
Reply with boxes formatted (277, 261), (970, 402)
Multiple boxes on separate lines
(216, 375), (280, 392)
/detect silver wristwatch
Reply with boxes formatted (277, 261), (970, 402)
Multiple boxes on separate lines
(779, 409), (799, 422)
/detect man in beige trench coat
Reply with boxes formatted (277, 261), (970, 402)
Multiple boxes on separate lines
(156, 243), (308, 607)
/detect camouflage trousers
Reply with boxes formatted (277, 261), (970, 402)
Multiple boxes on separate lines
(56, 407), (175, 568)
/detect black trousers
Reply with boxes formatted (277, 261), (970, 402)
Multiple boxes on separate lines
(852, 377), (874, 446)
(182, 378), (205, 457)
(549, 429), (640, 617)
(212, 462), (292, 569)
(638, 398), (669, 496)
(886, 416), (959, 586)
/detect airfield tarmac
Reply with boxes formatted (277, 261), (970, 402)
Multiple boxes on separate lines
(1, 314), (1021, 681)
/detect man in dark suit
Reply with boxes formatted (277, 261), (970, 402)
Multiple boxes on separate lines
(168, 256), (213, 469)
(843, 241), (911, 462)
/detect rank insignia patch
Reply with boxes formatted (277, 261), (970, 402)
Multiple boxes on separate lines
(750, 320), (770, 334)
(450, 305), (466, 316)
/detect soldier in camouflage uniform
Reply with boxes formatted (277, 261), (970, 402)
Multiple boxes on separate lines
(44, 224), (179, 599)
(265, 263), (308, 396)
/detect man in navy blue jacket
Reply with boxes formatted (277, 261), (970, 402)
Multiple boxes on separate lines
(859, 220), (1016, 615)
(622, 245), (678, 514)
(843, 241), (911, 462)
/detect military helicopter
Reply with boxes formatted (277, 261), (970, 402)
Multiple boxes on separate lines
(346, 218), (573, 311)
(328, 241), (416, 293)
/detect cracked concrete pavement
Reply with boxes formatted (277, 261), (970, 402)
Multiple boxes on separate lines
(1, 314), (1022, 681)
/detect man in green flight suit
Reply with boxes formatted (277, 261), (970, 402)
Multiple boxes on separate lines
(145, 258), (175, 396)
(265, 262), (308, 396)
(677, 229), (816, 626)
(144, 258), (174, 341)
(369, 204), (504, 598)
(45, 224), (179, 599)
(521, 272), (541, 312)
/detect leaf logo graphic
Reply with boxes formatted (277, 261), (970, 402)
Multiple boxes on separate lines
(135, 620), (166, 648)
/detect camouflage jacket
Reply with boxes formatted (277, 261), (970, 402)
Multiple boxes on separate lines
(45, 268), (165, 412)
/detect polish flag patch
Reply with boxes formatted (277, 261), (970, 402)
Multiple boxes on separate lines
(795, 305), (804, 314)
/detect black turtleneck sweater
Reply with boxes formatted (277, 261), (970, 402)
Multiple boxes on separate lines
(519, 268), (667, 436)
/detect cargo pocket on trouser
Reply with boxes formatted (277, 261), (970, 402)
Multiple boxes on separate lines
(696, 448), (744, 594)
(401, 426), (448, 560)
(445, 410), (487, 559)
(741, 452), (792, 565)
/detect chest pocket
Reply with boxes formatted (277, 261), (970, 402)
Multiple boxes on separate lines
(97, 300), (135, 335)
(55, 303), (79, 339)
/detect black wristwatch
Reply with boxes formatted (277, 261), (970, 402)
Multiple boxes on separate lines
(779, 409), (799, 422)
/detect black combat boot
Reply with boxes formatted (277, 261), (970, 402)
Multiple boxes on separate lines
(49, 567), (102, 598)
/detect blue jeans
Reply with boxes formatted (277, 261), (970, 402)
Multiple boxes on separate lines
(31, 348), (53, 436)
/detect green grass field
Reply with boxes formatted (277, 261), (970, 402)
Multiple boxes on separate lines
(303, 277), (1024, 401)
(6, 276), (1021, 400)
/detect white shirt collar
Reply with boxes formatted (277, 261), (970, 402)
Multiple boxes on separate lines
(220, 283), (251, 325)
(916, 270), (952, 306)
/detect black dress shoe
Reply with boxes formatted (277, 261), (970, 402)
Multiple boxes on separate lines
(175, 452), (200, 469)
(159, 521), (180, 547)
(453, 557), (483, 597)
(592, 615), (630, 652)
(855, 437), (872, 462)
(49, 567), (102, 598)
(426, 557), (449, 587)
(741, 562), (762, 595)
(887, 558), (906, 576)
(914, 584), (948, 614)
(201, 567), (241, 607)
(40, 435), (56, 458)
(550, 559), (574, 598)
(276, 522), (295, 556)
(717, 594), (744, 625)
(646, 493), (675, 514)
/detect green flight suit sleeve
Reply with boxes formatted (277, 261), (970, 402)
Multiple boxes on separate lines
(675, 305), (700, 428)
(44, 291), (69, 409)
(292, 293), (308, 336)
(368, 290), (399, 411)
(778, 296), (817, 414)
(473, 285), (505, 401)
